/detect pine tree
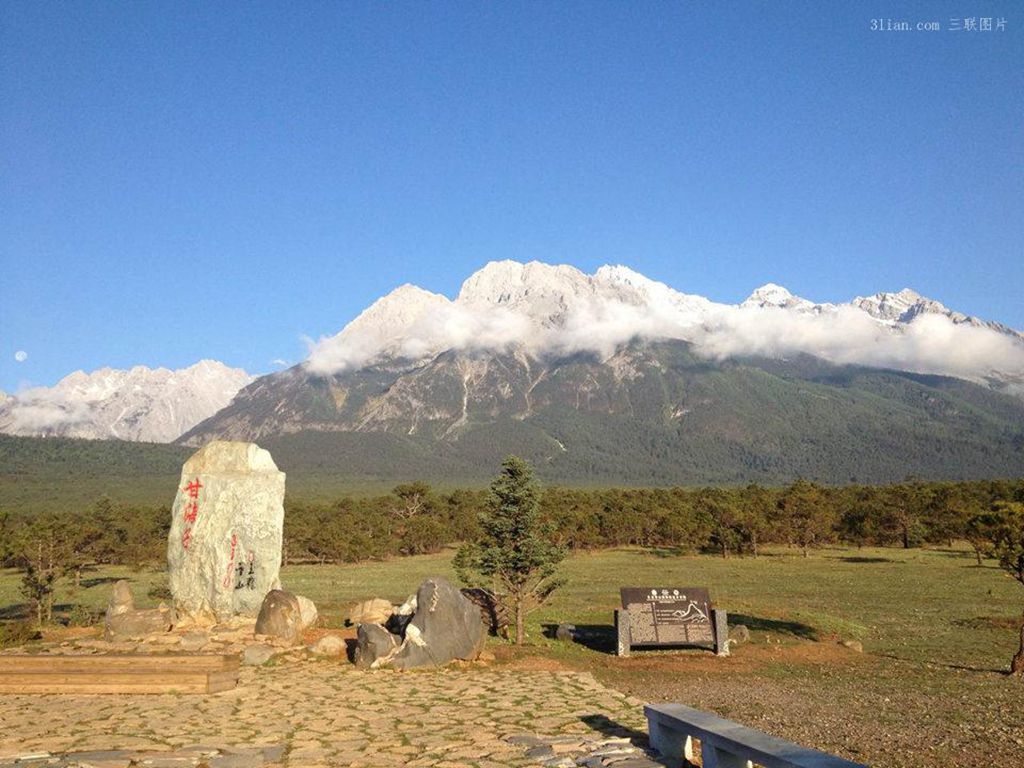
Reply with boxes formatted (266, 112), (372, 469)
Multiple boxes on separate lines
(454, 456), (565, 644)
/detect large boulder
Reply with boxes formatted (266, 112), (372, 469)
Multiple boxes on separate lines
(353, 624), (401, 669)
(255, 589), (303, 644)
(390, 577), (486, 669)
(167, 441), (286, 623)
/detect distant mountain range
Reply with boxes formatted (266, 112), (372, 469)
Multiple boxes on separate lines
(3, 261), (1023, 484)
(0, 360), (251, 442)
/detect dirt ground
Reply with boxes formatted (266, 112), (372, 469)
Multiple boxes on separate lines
(494, 640), (1024, 768)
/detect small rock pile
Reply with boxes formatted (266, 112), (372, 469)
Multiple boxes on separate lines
(506, 734), (664, 768)
(2, 582), (324, 668)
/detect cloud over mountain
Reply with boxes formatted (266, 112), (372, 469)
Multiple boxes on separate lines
(305, 260), (1024, 393)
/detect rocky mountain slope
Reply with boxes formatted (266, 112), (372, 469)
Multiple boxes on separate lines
(0, 360), (252, 443)
(175, 261), (1024, 484)
(178, 339), (1024, 485)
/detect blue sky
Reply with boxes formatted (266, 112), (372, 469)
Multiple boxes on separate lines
(1, 1), (1021, 391)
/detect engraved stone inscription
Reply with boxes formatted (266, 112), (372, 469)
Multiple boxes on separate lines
(619, 587), (714, 647)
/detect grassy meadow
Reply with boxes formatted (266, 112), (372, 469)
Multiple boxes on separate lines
(2, 543), (1021, 767)
(2, 543), (1020, 669)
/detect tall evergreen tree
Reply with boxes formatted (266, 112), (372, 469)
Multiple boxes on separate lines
(454, 456), (565, 644)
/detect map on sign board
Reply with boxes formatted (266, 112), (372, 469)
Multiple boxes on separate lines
(619, 587), (714, 647)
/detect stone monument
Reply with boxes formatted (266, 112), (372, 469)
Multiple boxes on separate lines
(168, 441), (286, 623)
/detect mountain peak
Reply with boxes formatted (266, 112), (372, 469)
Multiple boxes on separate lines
(852, 287), (947, 324)
(741, 283), (812, 311)
(457, 260), (592, 306)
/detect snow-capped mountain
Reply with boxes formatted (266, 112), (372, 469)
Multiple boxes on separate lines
(5, 260), (1023, 451)
(0, 360), (252, 442)
(851, 288), (1024, 340)
(158, 259), (1024, 484)
(306, 260), (1024, 394)
(740, 283), (827, 314)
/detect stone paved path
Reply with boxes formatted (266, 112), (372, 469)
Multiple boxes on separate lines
(0, 661), (655, 767)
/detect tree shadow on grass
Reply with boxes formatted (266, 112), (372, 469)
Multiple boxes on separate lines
(728, 613), (819, 641)
(0, 603), (32, 621)
(645, 546), (689, 559)
(80, 576), (122, 589)
(930, 549), (980, 561)
(646, 547), (788, 559)
(542, 623), (618, 653)
(837, 556), (892, 563)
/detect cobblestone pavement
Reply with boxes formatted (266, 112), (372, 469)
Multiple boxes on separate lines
(0, 661), (661, 768)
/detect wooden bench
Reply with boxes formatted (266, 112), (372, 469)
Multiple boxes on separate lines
(645, 703), (867, 768)
(0, 654), (240, 694)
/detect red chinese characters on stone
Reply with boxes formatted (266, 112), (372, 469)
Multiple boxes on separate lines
(181, 477), (203, 550)
(222, 533), (238, 588)
(183, 501), (199, 524)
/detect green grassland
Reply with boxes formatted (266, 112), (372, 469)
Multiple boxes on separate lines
(1, 544), (1021, 766)
(3, 544), (1018, 669)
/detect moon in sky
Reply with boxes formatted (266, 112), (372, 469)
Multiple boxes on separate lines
(14, 350), (27, 362)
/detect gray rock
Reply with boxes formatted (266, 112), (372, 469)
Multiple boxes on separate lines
(308, 634), (346, 657)
(555, 623), (575, 642)
(353, 623), (401, 669)
(729, 624), (751, 645)
(242, 643), (276, 665)
(105, 605), (174, 639)
(390, 577), (486, 669)
(295, 594), (318, 630)
(63, 749), (135, 766)
(506, 735), (547, 746)
(524, 745), (555, 760)
(207, 755), (262, 768)
(255, 589), (303, 644)
(841, 639), (864, 653)
(167, 441), (286, 624)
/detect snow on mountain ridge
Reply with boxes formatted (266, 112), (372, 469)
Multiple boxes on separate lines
(305, 260), (1024, 395)
(0, 360), (252, 442)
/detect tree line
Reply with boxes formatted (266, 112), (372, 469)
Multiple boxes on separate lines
(3, 477), (1022, 572)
